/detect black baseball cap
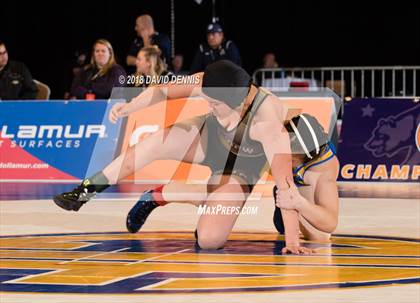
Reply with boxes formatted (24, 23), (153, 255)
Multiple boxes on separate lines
(207, 23), (223, 34)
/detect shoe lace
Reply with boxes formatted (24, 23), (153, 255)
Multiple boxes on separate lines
(64, 186), (95, 202)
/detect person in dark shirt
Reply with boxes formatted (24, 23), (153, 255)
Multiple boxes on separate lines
(0, 41), (38, 100)
(70, 39), (126, 99)
(126, 15), (171, 73)
(190, 23), (242, 74)
(171, 54), (188, 76)
(64, 50), (88, 99)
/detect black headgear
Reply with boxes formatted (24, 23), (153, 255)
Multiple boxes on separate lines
(202, 60), (251, 109)
(285, 114), (329, 160)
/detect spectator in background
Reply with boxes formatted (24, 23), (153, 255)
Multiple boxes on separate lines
(64, 50), (88, 99)
(72, 51), (88, 79)
(130, 45), (171, 87)
(126, 15), (171, 73)
(256, 52), (284, 86)
(0, 40), (38, 100)
(190, 23), (241, 74)
(70, 39), (126, 99)
(171, 54), (188, 75)
(262, 52), (279, 68)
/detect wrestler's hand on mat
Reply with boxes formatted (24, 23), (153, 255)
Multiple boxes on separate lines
(109, 103), (127, 123)
(276, 176), (305, 211)
(282, 244), (314, 255)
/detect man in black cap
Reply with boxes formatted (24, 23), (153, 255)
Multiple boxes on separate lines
(190, 23), (242, 74)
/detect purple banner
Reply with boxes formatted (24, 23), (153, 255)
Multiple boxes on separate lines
(338, 98), (419, 182)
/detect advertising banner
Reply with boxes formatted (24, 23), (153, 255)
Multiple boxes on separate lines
(0, 100), (123, 181)
(338, 98), (419, 182)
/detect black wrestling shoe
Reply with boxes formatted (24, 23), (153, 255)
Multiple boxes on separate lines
(53, 185), (96, 211)
(272, 185), (285, 234)
(126, 190), (160, 233)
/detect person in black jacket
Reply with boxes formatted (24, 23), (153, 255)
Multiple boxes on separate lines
(70, 39), (126, 99)
(126, 15), (171, 73)
(190, 23), (242, 74)
(0, 41), (38, 100)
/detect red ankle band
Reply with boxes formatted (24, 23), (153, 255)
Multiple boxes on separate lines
(152, 185), (167, 206)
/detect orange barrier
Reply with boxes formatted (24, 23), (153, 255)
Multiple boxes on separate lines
(119, 97), (335, 184)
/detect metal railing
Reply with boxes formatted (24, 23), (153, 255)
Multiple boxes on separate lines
(253, 66), (420, 98)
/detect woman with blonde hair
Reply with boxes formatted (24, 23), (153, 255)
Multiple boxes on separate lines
(132, 45), (171, 87)
(70, 39), (126, 99)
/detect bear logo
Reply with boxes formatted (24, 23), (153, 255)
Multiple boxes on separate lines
(364, 104), (419, 165)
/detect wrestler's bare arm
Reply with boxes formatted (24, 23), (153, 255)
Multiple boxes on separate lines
(297, 166), (339, 233)
(250, 95), (292, 185)
(250, 96), (304, 250)
(112, 73), (204, 120)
